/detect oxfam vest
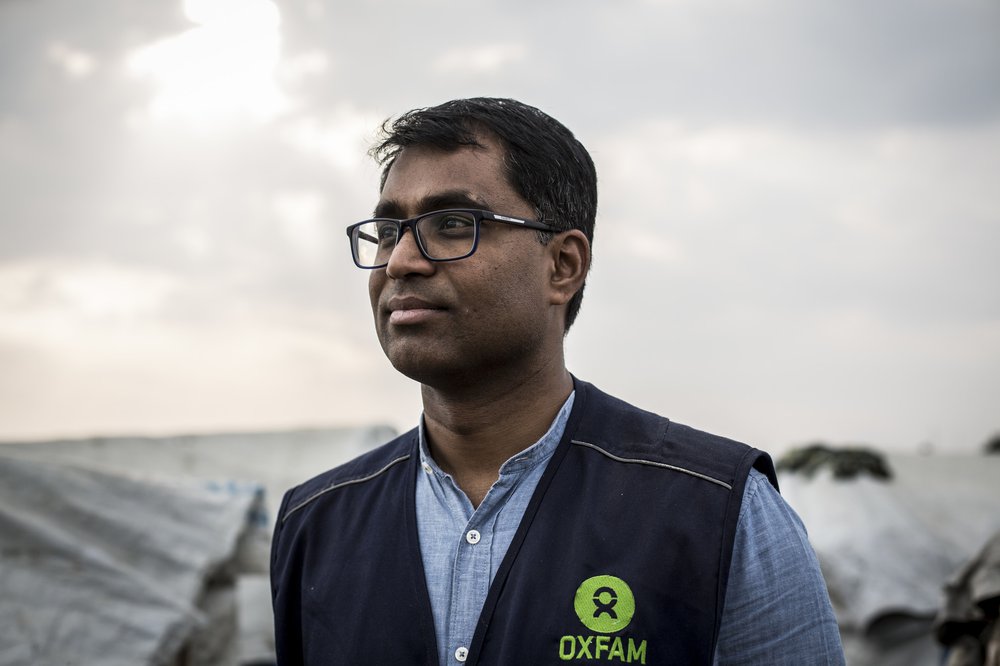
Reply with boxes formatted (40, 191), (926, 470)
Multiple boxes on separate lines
(271, 379), (776, 665)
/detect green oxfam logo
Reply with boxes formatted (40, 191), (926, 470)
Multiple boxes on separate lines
(573, 575), (635, 633)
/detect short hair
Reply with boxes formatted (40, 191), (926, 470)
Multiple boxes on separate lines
(369, 97), (597, 332)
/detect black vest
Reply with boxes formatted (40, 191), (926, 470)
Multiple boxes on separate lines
(271, 379), (776, 665)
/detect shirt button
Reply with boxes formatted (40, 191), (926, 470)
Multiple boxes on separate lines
(455, 646), (469, 662)
(465, 530), (481, 545)
(421, 462), (432, 473)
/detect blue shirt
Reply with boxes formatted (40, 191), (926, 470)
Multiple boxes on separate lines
(416, 393), (844, 665)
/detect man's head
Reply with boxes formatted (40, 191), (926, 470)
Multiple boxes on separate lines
(360, 98), (594, 389)
(369, 97), (597, 331)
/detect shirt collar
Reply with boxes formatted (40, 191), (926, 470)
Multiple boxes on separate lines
(418, 391), (576, 479)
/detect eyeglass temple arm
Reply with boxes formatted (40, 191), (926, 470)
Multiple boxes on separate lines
(522, 220), (560, 232)
(490, 214), (559, 232)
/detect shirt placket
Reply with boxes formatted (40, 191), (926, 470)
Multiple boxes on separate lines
(444, 471), (520, 663)
(417, 391), (573, 666)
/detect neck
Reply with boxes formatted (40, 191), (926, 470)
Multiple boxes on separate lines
(420, 354), (573, 508)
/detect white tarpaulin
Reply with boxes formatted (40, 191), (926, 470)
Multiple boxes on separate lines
(0, 425), (394, 665)
(780, 454), (1000, 666)
(0, 456), (265, 666)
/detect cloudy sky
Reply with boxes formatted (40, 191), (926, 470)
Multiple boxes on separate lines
(1, 0), (998, 454)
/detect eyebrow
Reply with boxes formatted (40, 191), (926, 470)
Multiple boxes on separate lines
(373, 190), (494, 219)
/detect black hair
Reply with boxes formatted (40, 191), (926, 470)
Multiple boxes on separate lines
(370, 97), (597, 332)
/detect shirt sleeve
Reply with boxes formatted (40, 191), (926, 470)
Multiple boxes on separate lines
(713, 468), (845, 665)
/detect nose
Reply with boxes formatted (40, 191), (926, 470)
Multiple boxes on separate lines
(385, 226), (434, 278)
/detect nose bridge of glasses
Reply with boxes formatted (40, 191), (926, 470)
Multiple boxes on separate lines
(385, 219), (429, 264)
(397, 219), (422, 249)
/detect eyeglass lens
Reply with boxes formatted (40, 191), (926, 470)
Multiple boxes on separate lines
(353, 211), (478, 267)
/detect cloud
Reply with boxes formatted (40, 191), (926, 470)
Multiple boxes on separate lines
(0, 260), (177, 332)
(279, 50), (329, 82)
(573, 116), (1000, 451)
(1, 0), (998, 449)
(46, 42), (97, 78)
(595, 118), (1000, 322)
(271, 190), (328, 262)
(125, 0), (288, 127)
(280, 106), (384, 171)
(0, 257), (396, 439)
(432, 43), (528, 75)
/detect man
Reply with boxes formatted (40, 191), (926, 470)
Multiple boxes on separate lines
(271, 97), (844, 665)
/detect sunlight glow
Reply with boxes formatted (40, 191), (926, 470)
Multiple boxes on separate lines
(127, 0), (287, 127)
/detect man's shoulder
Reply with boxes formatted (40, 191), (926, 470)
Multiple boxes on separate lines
(278, 428), (416, 523)
(575, 379), (752, 456)
(573, 380), (776, 489)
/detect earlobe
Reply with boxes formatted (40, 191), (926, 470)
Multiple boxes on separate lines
(548, 230), (590, 306)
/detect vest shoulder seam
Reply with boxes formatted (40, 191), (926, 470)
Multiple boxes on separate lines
(282, 454), (411, 523)
(571, 439), (733, 490)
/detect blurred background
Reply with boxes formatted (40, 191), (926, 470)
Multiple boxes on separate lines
(2, 0), (999, 664)
(2, 0), (998, 453)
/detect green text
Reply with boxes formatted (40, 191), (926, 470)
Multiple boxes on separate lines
(558, 635), (647, 664)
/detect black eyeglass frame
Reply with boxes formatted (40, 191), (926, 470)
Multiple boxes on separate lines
(345, 208), (559, 269)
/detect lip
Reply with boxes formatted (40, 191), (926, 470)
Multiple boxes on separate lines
(385, 295), (447, 325)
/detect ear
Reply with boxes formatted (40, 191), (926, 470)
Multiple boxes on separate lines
(547, 230), (590, 307)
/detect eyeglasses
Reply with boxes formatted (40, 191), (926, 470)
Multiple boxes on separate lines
(346, 208), (558, 269)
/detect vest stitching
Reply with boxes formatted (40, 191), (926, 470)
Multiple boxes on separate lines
(283, 454), (411, 522)
(571, 440), (733, 490)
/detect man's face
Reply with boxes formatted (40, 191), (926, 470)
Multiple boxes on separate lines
(368, 136), (557, 388)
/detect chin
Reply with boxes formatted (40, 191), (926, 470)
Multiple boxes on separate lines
(383, 343), (453, 384)
(384, 349), (484, 390)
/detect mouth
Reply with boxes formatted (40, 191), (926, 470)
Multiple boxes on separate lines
(385, 296), (447, 326)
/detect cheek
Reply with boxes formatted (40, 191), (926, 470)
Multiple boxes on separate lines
(467, 259), (547, 323)
(368, 272), (383, 311)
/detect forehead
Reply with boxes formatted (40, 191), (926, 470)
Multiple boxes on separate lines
(376, 137), (527, 218)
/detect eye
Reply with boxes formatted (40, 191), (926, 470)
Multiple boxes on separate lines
(433, 213), (475, 234)
(375, 221), (397, 243)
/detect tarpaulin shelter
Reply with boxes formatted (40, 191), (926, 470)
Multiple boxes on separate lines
(780, 454), (1000, 666)
(0, 426), (393, 665)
